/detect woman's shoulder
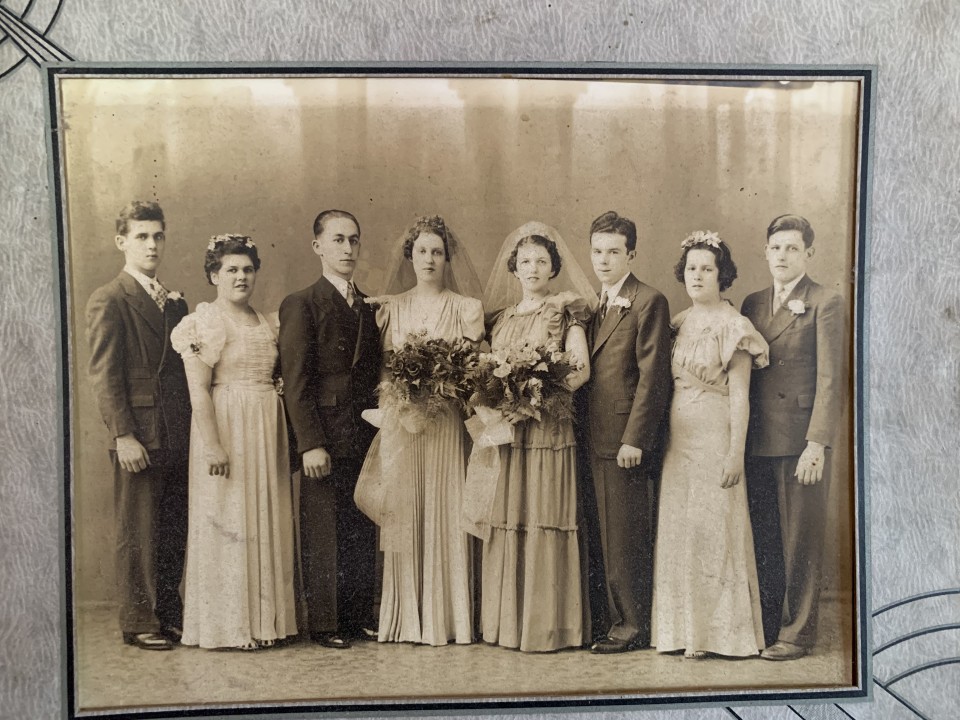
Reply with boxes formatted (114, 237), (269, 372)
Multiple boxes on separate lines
(443, 290), (483, 319)
(545, 291), (589, 315)
(670, 306), (693, 328)
(719, 301), (759, 332)
(717, 303), (768, 367)
(178, 301), (224, 328)
(171, 302), (228, 363)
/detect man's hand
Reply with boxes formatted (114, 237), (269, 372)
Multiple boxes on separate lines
(302, 447), (332, 478)
(204, 444), (230, 478)
(617, 443), (643, 469)
(795, 441), (826, 485)
(116, 433), (150, 474)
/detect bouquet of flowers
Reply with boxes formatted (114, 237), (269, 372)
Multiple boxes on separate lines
(468, 341), (579, 425)
(378, 331), (479, 432)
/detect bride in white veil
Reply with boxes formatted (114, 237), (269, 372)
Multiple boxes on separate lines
(471, 220), (596, 652)
(355, 215), (484, 647)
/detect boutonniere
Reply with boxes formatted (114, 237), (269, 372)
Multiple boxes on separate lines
(166, 291), (184, 303)
(787, 299), (806, 315)
(610, 296), (632, 313)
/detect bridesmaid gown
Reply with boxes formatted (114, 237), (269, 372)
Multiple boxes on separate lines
(651, 302), (767, 657)
(480, 293), (589, 652)
(171, 302), (297, 649)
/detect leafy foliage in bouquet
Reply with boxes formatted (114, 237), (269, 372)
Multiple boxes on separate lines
(469, 342), (579, 424)
(378, 331), (479, 420)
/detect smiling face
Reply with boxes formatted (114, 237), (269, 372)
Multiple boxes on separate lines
(116, 219), (165, 278)
(513, 241), (553, 296)
(410, 231), (448, 285)
(590, 231), (634, 287)
(683, 248), (721, 303)
(313, 216), (360, 281)
(766, 228), (813, 285)
(211, 253), (257, 304)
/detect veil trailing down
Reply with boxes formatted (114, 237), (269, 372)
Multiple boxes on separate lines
(481, 220), (598, 314)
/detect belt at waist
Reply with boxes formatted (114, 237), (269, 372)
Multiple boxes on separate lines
(212, 381), (277, 392)
(672, 365), (729, 396)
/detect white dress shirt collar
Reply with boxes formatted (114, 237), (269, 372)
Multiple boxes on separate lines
(123, 265), (165, 295)
(601, 272), (631, 300)
(323, 272), (353, 300)
(775, 273), (805, 299)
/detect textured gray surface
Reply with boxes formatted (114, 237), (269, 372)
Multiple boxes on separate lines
(1, 0), (959, 718)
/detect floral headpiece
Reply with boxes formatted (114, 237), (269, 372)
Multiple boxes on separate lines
(207, 234), (256, 252)
(681, 230), (723, 249)
(412, 215), (459, 254)
(417, 215), (447, 236)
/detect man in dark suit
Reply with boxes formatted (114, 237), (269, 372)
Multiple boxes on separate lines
(585, 211), (672, 653)
(279, 209), (381, 649)
(85, 201), (190, 650)
(741, 214), (846, 660)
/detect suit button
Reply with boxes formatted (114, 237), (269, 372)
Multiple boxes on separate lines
(777, 392), (786, 399)
(778, 360), (785, 366)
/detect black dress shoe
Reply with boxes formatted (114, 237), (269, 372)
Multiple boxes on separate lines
(761, 640), (808, 661)
(590, 636), (638, 654)
(312, 633), (352, 649)
(160, 626), (183, 643)
(123, 632), (174, 650)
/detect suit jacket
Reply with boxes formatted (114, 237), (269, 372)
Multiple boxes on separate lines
(279, 276), (382, 459)
(741, 274), (846, 457)
(85, 271), (191, 459)
(587, 273), (672, 460)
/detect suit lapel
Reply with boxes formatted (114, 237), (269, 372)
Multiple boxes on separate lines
(159, 299), (188, 372)
(313, 276), (363, 365)
(761, 275), (813, 344)
(352, 285), (370, 368)
(591, 273), (637, 357)
(119, 272), (164, 338)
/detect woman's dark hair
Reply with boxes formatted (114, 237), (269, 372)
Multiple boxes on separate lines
(506, 234), (562, 278)
(673, 237), (738, 292)
(402, 215), (452, 260)
(204, 234), (261, 285)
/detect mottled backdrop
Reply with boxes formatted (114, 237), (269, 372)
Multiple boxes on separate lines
(0, 1), (958, 719)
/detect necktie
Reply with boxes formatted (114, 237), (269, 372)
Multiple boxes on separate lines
(149, 281), (168, 311)
(773, 288), (787, 314)
(345, 282), (359, 313)
(598, 290), (608, 322)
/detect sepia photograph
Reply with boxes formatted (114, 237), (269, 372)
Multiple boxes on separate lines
(48, 66), (869, 717)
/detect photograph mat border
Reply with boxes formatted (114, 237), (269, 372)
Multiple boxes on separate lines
(44, 62), (874, 718)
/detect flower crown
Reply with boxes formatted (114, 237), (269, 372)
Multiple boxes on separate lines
(412, 214), (459, 254)
(417, 215), (447, 236)
(681, 230), (723, 249)
(207, 234), (256, 252)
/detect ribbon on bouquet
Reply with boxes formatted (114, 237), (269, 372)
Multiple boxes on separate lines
(461, 406), (515, 541)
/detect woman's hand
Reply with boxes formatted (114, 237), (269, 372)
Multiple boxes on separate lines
(720, 453), (744, 489)
(205, 444), (230, 478)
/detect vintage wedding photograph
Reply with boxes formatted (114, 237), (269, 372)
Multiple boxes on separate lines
(48, 66), (869, 717)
